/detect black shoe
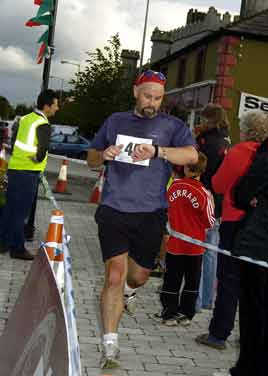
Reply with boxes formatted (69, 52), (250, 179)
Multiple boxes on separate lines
(24, 225), (35, 242)
(0, 243), (8, 254)
(25, 235), (34, 242)
(10, 248), (34, 261)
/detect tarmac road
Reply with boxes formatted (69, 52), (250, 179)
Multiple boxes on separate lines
(43, 155), (98, 203)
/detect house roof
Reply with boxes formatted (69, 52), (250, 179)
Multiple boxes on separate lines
(226, 9), (268, 37)
(152, 9), (268, 66)
(170, 31), (213, 55)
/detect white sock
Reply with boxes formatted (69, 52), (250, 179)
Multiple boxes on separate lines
(103, 333), (118, 345)
(124, 282), (137, 296)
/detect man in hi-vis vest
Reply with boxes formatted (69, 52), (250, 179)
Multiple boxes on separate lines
(0, 90), (59, 260)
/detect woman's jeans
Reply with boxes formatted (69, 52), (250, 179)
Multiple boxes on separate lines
(196, 219), (220, 311)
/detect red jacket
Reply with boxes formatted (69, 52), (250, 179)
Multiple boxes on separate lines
(212, 141), (259, 222)
(167, 177), (215, 256)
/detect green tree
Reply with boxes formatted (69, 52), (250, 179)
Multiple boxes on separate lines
(70, 34), (135, 137)
(14, 103), (34, 116)
(0, 96), (14, 119)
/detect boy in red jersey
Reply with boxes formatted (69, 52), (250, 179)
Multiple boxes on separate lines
(155, 152), (215, 326)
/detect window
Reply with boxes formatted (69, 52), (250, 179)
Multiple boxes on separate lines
(66, 135), (81, 144)
(177, 58), (186, 88)
(195, 47), (206, 82)
(50, 134), (65, 143)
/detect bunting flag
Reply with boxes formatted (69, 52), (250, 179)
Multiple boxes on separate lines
(37, 42), (49, 64)
(38, 29), (49, 44)
(26, 0), (54, 64)
(25, 14), (52, 27)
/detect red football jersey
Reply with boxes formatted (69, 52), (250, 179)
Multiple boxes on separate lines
(167, 177), (215, 255)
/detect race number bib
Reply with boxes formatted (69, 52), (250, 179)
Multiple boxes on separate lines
(115, 134), (152, 166)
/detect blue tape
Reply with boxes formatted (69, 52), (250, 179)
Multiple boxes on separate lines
(167, 223), (268, 269)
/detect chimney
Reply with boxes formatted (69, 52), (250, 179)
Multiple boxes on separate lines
(121, 50), (140, 80)
(240, 0), (268, 18)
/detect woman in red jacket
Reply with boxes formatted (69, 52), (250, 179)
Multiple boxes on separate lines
(196, 110), (268, 354)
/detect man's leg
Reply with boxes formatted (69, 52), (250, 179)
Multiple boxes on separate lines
(123, 256), (152, 314)
(101, 253), (128, 334)
(127, 256), (151, 288)
(100, 252), (128, 369)
(7, 171), (39, 258)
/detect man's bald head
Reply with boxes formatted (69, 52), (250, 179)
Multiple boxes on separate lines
(134, 82), (165, 119)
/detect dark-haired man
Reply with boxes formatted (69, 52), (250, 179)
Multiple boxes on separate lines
(0, 89), (59, 260)
(88, 70), (198, 369)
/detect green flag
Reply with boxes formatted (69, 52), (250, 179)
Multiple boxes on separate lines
(38, 29), (49, 44)
(26, 14), (53, 27)
(37, 1), (53, 17)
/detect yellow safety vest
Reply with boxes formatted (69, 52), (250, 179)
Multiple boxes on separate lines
(8, 112), (49, 171)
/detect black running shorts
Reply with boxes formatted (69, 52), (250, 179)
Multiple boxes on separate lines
(95, 205), (166, 269)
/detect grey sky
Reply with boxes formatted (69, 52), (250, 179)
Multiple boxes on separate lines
(0, 0), (240, 106)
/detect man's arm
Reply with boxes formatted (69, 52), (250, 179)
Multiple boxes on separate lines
(87, 149), (104, 168)
(132, 144), (198, 165)
(158, 145), (198, 165)
(35, 124), (50, 162)
(87, 144), (124, 168)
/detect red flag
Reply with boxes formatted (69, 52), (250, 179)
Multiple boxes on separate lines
(25, 19), (41, 27)
(37, 42), (47, 64)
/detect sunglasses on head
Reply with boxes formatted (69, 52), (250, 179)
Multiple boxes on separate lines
(141, 70), (166, 81)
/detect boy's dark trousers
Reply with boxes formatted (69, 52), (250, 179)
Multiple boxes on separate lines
(160, 253), (202, 320)
(230, 263), (268, 376)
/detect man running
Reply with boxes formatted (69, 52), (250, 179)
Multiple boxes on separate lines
(87, 70), (198, 369)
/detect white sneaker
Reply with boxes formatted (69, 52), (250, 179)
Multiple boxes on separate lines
(163, 313), (191, 327)
(124, 293), (137, 315)
(213, 370), (231, 376)
(100, 341), (120, 369)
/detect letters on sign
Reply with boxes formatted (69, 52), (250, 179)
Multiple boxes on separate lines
(239, 92), (268, 118)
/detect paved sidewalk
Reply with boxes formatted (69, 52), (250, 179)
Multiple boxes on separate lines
(0, 198), (239, 376)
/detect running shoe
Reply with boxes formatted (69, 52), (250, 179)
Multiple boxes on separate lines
(212, 370), (231, 376)
(100, 341), (120, 369)
(124, 293), (137, 315)
(153, 310), (191, 327)
(163, 313), (191, 327)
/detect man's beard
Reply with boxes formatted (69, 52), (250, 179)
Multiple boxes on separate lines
(136, 106), (157, 119)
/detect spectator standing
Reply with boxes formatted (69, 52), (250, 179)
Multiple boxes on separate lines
(213, 111), (268, 376)
(87, 70), (198, 369)
(197, 110), (268, 352)
(196, 104), (231, 311)
(155, 152), (215, 326)
(0, 90), (59, 260)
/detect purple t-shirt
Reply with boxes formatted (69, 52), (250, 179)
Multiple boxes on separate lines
(90, 111), (195, 212)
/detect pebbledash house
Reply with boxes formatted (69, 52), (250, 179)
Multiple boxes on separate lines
(149, 0), (268, 142)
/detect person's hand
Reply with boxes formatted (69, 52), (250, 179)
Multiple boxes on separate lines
(250, 197), (258, 207)
(29, 156), (38, 163)
(103, 144), (123, 161)
(131, 143), (155, 162)
(207, 190), (215, 208)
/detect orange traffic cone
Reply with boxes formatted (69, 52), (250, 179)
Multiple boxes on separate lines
(89, 167), (105, 204)
(53, 159), (71, 194)
(43, 210), (64, 261)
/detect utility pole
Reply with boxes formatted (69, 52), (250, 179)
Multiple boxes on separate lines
(240, 0), (247, 18)
(25, 0), (59, 242)
(42, 0), (59, 90)
(139, 0), (150, 73)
